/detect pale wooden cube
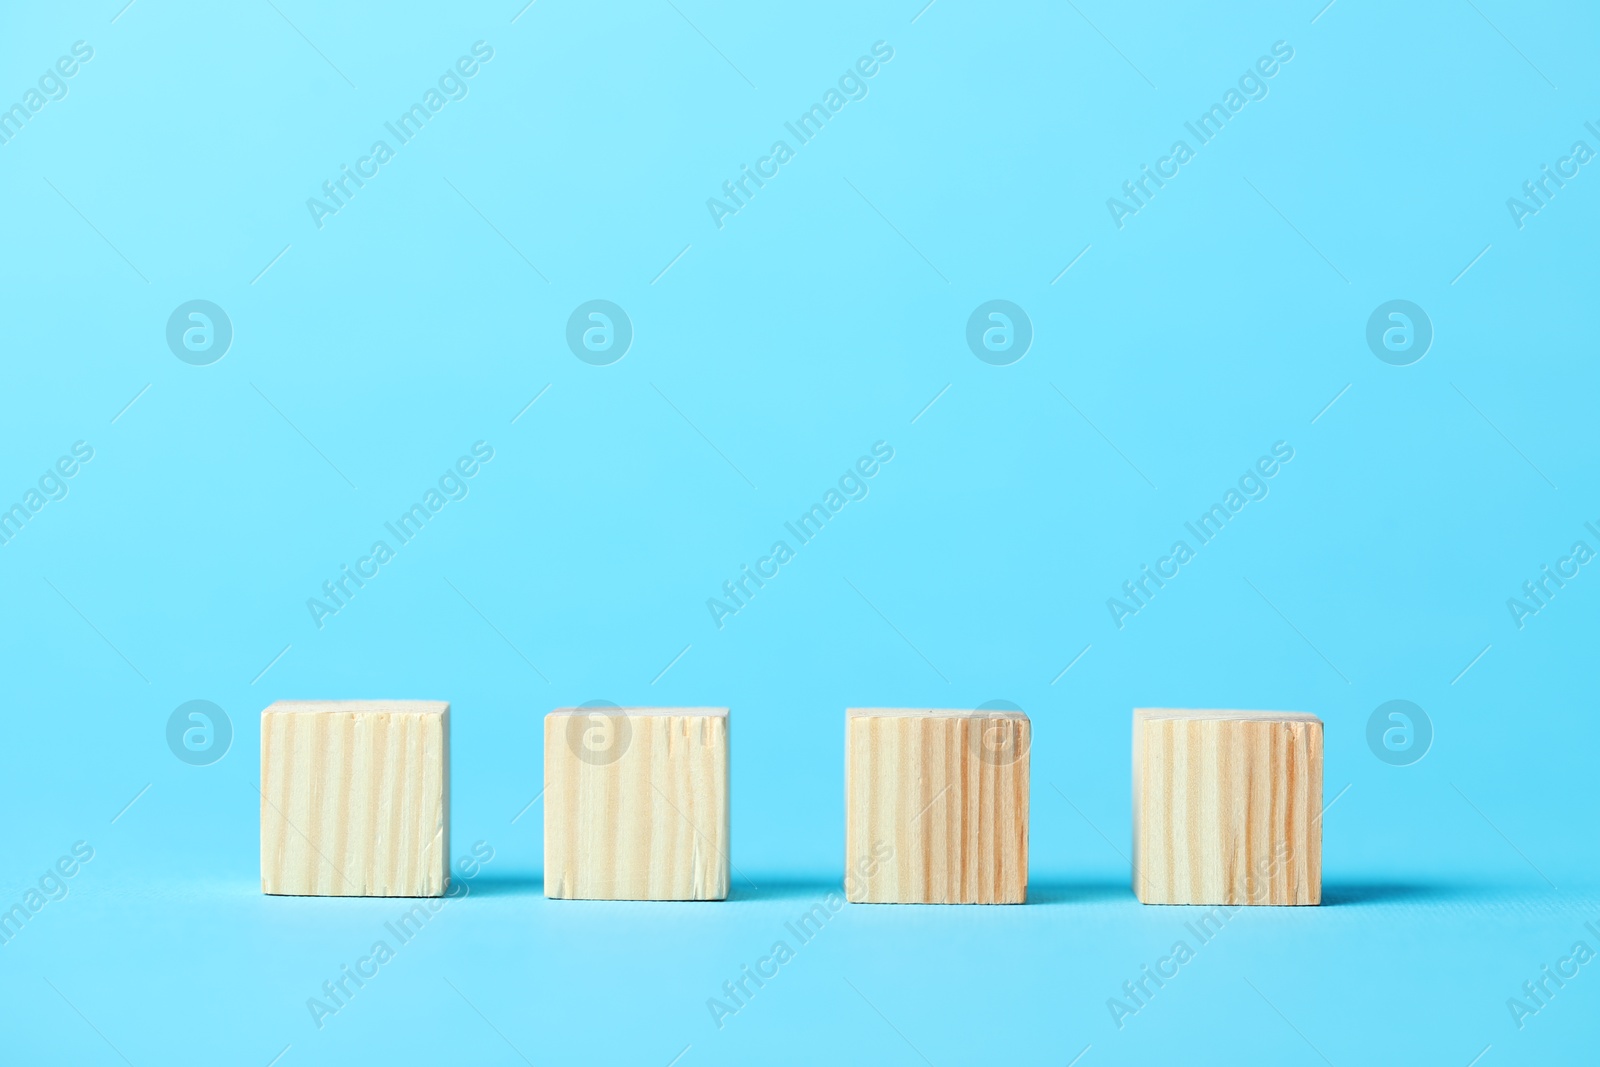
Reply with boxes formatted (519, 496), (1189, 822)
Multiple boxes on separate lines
(1133, 708), (1322, 906)
(544, 707), (729, 901)
(260, 700), (449, 897)
(844, 708), (1030, 904)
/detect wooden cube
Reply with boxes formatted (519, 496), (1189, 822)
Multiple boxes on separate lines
(1132, 708), (1322, 906)
(260, 700), (449, 897)
(844, 708), (1029, 904)
(544, 707), (729, 901)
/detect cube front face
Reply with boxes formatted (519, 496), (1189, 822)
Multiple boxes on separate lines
(844, 709), (1029, 905)
(260, 701), (449, 898)
(544, 708), (729, 901)
(1133, 709), (1322, 906)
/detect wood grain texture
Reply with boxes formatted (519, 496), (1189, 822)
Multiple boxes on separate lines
(844, 708), (1029, 905)
(544, 708), (729, 901)
(260, 700), (449, 897)
(1132, 708), (1321, 906)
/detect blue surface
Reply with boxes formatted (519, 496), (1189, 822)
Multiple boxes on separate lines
(2, 1), (1598, 1063)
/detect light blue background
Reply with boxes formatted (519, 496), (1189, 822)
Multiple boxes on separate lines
(2, 1), (1597, 1063)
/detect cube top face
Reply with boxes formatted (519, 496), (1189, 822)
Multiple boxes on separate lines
(845, 708), (1029, 905)
(265, 699), (449, 718)
(1133, 709), (1322, 907)
(260, 701), (449, 898)
(549, 706), (728, 718)
(1135, 707), (1320, 724)
(848, 706), (1029, 721)
(544, 709), (729, 901)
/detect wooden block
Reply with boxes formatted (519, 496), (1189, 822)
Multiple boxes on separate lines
(544, 707), (729, 901)
(1132, 708), (1322, 906)
(844, 708), (1029, 904)
(260, 700), (449, 897)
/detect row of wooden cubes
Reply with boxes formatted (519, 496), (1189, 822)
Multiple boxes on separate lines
(260, 702), (1322, 905)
